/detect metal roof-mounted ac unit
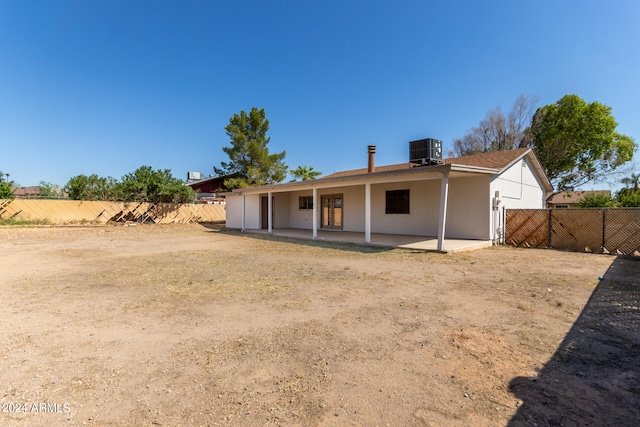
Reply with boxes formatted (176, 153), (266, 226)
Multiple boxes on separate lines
(187, 171), (203, 181)
(409, 138), (443, 166)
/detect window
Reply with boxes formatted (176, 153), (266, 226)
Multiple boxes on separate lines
(299, 196), (313, 210)
(386, 189), (410, 214)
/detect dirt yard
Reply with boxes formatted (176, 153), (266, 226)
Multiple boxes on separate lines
(0, 224), (638, 426)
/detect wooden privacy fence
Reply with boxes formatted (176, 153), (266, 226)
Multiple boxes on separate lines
(505, 208), (640, 256)
(0, 199), (225, 224)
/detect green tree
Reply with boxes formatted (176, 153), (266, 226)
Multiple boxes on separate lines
(290, 165), (322, 181)
(530, 94), (636, 190)
(576, 193), (616, 208)
(618, 190), (640, 207)
(118, 166), (195, 203)
(0, 171), (11, 198)
(65, 174), (118, 201)
(620, 172), (639, 193)
(38, 181), (65, 199)
(214, 107), (287, 189)
(0, 181), (13, 199)
(616, 171), (640, 207)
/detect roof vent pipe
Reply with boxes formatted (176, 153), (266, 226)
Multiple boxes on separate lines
(368, 145), (376, 173)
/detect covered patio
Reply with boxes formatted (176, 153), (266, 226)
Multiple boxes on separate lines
(244, 228), (491, 253)
(225, 148), (550, 253)
(229, 164), (498, 252)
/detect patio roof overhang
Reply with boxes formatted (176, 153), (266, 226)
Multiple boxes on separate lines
(224, 163), (500, 196)
(225, 163), (501, 252)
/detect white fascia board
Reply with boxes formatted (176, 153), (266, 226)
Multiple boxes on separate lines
(231, 164), (500, 196)
(526, 153), (553, 193)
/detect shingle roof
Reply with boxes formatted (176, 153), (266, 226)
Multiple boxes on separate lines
(320, 162), (414, 179)
(443, 147), (531, 169)
(321, 147), (531, 179)
(11, 187), (41, 196)
(547, 190), (611, 205)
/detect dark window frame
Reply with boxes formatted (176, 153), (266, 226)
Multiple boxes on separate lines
(385, 189), (410, 214)
(299, 196), (314, 210)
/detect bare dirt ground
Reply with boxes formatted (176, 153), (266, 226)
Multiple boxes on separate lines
(0, 224), (638, 426)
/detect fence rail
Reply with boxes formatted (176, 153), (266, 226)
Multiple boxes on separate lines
(0, 199), (225, 224)
(505, 208), (640, 256)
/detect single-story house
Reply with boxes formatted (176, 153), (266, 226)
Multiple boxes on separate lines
(224, 146), (552, 251)
(546, 190), (611, 208)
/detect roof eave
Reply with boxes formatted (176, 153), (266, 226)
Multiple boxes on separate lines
(524, 150), (553, 193)
(229, 163), (501, 195)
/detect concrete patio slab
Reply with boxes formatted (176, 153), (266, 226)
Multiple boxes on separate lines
(243, 228), (492, 253)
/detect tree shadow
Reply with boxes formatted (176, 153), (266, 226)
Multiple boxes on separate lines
(196, 224), (404, 254)
(509, 256), (640, 426)
(197, 222), (227, 231)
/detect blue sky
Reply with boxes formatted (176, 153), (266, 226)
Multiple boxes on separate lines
(1, 1), (638, 189)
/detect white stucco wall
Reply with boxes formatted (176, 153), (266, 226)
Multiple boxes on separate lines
(446, 175), (491, 239)
(229, 175), (492, 239)
(367, 176), (490, 239)
(287, 186), (365, 231)
(224, 193), (243, 229)
(490, 157), (546, 209)
(324, 185), (364, 232)
(273, 193), (290, 228)
(246, 195), (261, 229)
(224, 193), (261, 229)
(370, 180), (440, 235)
(288, 190), (314, 229)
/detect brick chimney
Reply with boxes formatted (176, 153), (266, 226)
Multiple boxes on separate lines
(368, 145), (376, 173)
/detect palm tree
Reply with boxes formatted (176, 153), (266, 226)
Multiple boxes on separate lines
(290, 165), (322, 181)
(621, 173), (639, 192)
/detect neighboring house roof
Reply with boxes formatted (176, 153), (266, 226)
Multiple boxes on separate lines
(186, 176), (226, 191)
(12, 187), (41, 197)
(226, 147), (552, 195)
(547, 190), (611, 205)
(187, 173), (242, 194)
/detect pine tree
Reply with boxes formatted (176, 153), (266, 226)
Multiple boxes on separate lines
(214, 107), (287, 189)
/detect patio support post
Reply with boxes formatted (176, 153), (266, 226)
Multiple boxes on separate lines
(241, 194), (245, 231)
(268, 191), (273, 233)
(365, 183), (371, 243)
(437, 171), (450, 252)
(312, 187), (318, 239)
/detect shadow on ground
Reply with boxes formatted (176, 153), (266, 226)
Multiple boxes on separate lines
(197, 223), (403, 254)
(509, 256), (640, 426)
